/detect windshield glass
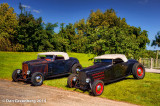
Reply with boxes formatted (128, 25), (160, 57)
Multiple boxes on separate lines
(38, 55), (55, 59)
(94, 59), (112, 63)
(46, 55), (53, 59)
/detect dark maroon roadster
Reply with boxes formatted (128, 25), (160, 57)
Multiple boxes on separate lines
(67, 54), (145, 96)
(12, 52), (82, 86)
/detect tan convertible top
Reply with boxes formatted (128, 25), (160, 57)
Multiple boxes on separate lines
(38, 52), (69, 60)
(94, 54), (128, 62)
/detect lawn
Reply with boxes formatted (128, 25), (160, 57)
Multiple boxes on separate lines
(0, 52), (160, 106)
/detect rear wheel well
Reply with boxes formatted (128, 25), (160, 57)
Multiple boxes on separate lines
(71, 63), (82, 73)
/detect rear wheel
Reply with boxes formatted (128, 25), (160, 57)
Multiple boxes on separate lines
(31, 72), (44, 86)
(67, 74), (77, 88)
(132, 63), (145, 79)
(91, 80), (104, 96)
(72, 63), (82, 74)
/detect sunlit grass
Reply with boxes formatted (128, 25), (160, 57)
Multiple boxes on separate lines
(0, 52), (160, 106)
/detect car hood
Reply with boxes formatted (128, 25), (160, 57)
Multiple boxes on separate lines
(23, 59), (47, 65)
(80, 63), (112, 73)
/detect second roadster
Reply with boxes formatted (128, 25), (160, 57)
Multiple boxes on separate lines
(67, 54), (145, 96)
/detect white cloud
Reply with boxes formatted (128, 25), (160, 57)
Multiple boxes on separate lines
(33, 9), (40, 13)
(21, 4), (40, 14)
(138, 0), (149, 4)
(21, 4), (31, 9)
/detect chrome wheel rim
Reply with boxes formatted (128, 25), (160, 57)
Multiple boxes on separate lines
(96, 85), (101, 91)
(35, 75), (42, 83)
(137, 67), (143, 76)
(138, 69), (142, 74)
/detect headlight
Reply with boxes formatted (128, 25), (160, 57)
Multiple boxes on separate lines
(86, 78), (90, 83)
(76, 68), (80, 72)
(27, 70), (30, 75)
(17, 69), (21, 74)
(72, 77), (77, 82)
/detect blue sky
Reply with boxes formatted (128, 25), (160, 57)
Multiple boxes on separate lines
(1, 0), (160, 50)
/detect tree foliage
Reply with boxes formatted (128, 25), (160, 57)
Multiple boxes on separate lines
(0, 3), (23, 51)
(73, 9), (150, 59)
(152, 31), (160, 47)
(16, 3), (58, 52)
(0, 3), (151, 59)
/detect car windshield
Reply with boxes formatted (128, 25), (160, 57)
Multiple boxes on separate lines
(45, 55), (53, 59)
(94, 59), (112, 63)
(38, 55), (55, 59)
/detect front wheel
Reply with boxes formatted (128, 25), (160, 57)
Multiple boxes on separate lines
(132, 63), (145, 79)
(12, 69), (21, 82)
(91, 80), (104, 96)
(67, 74), (77, 88)
(31, 72), (44, 86)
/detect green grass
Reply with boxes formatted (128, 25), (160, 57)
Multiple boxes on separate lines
(0, 52), (160, 106)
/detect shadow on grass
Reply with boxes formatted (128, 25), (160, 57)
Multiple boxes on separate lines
(104, 77), (135, 86)
(30, 74), (70, 86)
(46, 74), (69, 80)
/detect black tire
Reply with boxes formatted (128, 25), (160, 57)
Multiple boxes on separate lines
(71, 63), (82, 74)
(91, 80), (104, 96)
(132, 63), (145, 79)
(31, 72), (44, 86)
(67, 74), (77, 88)
(12, 69), (20, 82)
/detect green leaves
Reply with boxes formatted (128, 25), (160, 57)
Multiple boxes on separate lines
(73, 9), (150, 59)
(0, 3), (23, 51)
(152, 31), (160, 47)
(0, 3), (150, 59)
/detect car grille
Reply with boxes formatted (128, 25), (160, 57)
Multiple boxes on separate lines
(22, 64), (28, 79)
(78, 72), (87, 85)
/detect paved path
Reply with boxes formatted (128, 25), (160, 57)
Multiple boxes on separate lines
(0, 79), (137, 106)
(0, 68), (158, 106)
(145, 68), (160, 73)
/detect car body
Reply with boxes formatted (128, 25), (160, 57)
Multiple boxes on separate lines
(67, 54), (145, 96)
(12, 52), (82, 86)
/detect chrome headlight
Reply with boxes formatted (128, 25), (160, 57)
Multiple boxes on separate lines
(27, 70), (30, 75)
(86, 78), (90, 83)
(72, 77), (77, 82)
(17, 69), (21, 74)
(76, 68), (80, 72)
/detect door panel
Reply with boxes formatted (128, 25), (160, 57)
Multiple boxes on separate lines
(53, 60), (66, 75)
(104, 65), (114, 83)
(48, 60), (66, 76)
(113, 63), (127, 79)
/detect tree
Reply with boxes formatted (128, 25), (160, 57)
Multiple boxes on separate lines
(74, 9), (150, 59)
(38, 22), (58, 51)
(17, 3), (57, 52)
(152, 31), (160, 47)
(0, 3), (23, 51)
(151, 31), (160, 66)
(0, 3), (150, 58)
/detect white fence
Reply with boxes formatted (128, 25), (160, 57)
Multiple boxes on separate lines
(140, 58), (160, 69)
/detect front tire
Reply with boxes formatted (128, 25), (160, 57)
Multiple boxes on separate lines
(67, 74), (77, 88)
(31, 72), (44, 86)
(72, 63), (82, 74)
(132, 63), (145, 79)
(12, 69), (21, 82)
(91, 80), (104, 96)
